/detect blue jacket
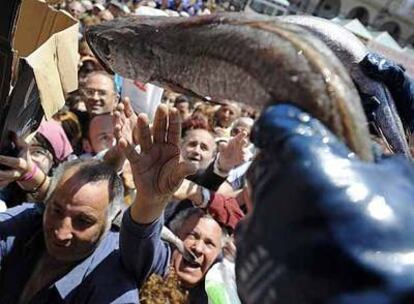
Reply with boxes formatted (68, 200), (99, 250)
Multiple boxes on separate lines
(0, 203), (168, 303)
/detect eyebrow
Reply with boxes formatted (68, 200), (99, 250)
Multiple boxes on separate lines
(51, 199), (98, 219)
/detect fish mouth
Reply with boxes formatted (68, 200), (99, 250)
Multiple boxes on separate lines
(85, 28), (115, 75)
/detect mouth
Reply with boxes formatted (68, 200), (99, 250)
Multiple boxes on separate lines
(187, 156), (201, 163)
(51, 239), (71, 249)
(90, 104), (103, 110)
(182, 249), (201, 267)
(181, 257), (202, 271)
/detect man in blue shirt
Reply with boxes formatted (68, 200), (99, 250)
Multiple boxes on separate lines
(0, 104), (222, 303)
(0, 159), (143, 303)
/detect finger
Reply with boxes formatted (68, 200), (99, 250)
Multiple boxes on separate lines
(173, 161), (197, 183)
(0, 170), (21, 180)
(122, 97), (134, 118)
(118, 138), (140, 164)
(137, 113), (152, 153)
(114, 109), (126, 124)
(0, 155), (28, 171)
(153, 104), (168, 144)
(132, 124), (140, 146)
(167, 108), (181, 145)
(0, 181), (11, 188)
(233, 132), (245, 146)
(114, 125), (123, 142)
(115, 102), (125, 113)
(113, 111), (123, 128)
(11, 132), (28, 154)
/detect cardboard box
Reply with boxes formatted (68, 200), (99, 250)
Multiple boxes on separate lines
(0, 0), (79, 151)
(13, 0), (79, 119)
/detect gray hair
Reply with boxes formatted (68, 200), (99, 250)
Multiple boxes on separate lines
(169, 207), (226, 247)
(233, 117), (254, 129)
(46, 158), (124, 224)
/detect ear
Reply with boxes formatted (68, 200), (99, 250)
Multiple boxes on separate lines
(82, 138), (93, 154)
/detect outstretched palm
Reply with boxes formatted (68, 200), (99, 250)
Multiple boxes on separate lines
(117, 105), (196, 222)
(130, 142), (183, 203)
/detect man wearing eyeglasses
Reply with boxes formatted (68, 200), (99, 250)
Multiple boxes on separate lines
(82, 71), (118, 116)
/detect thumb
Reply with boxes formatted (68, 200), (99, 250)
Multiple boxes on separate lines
(217, 141), (227, 153)
(117, 139), (139, 164)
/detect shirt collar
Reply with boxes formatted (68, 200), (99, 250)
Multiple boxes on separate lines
(54, 230), (118, 298)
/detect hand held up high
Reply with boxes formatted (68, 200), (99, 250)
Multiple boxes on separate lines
(117, 104), (197, 224)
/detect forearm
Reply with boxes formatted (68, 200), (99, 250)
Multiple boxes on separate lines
(120, 208), (170, 286)
(130, 195), (170, 225)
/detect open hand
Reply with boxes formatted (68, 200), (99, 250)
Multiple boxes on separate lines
(118, 104), (196, 223)
(217, 131), (249, 173)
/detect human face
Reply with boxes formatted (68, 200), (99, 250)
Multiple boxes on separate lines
(172, 215), (222, 288)
(43, 169), (110, 262)
(30, 145), (54, 174)
(68, 2), (84, 19)
(83, 74), (116, 116)
(181, 130), (216, 170)
(88, 114), (114, 153)
(216, 105), (239, 128)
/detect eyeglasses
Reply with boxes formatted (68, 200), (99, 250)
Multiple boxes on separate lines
(81, 88), (114, 99)
(30, 146), (54, 162)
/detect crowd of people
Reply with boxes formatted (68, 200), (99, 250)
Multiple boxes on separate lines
(1, 0), (414, 303)
(0, 1), (257, 303)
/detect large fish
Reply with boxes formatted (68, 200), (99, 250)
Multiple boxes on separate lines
(86, 13), (373, 161)
(278, 15), (411, 157)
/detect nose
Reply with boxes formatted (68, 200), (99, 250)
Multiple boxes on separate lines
(54, 217), (73, 243)
(91, 90), (101, 100)
(189, 144), (202, 157)
(191, 239), (206, 255)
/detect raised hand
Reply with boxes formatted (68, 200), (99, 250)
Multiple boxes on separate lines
(114, 97), (139, 146)
(118, 104), (196, 224)
(0, 133), (33, 188)
(104, 97), (138, 170)
(217, 131), (249, 173)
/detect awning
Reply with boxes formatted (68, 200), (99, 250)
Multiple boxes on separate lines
(369, 31), (402, 52)
(331, 17), (373, 40)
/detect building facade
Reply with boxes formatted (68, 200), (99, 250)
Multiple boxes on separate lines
(289, 0), (414, 46)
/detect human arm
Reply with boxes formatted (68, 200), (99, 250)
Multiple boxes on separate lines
(173, 179), (244, 230)
(0, 134), (49, 202)
(0, 203), (44, 265)
(187, 131), (250, 191)
(118, 104), (196, 282)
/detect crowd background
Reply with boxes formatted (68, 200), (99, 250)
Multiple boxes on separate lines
(3, 0), (414, 303)
(0, 1), (259, 303)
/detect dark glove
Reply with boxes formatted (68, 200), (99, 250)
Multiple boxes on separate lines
(360, 53), (414, 133)
(236, 104), (414, 304)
